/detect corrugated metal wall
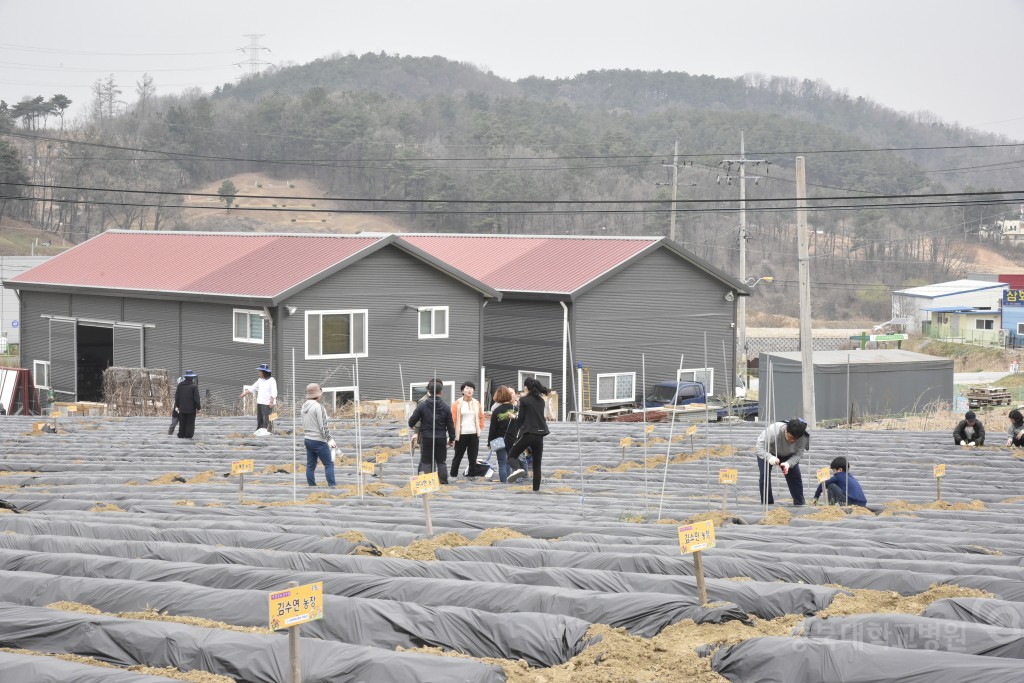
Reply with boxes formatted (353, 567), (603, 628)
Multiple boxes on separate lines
(180, 300), (270, 411)
(48, 318), (76, 398)
(279, 246), (483, 402)
(482, 299), (565, 402)
(112, 324), (142, 368)
(19, 291), (70, 383)
(70, 294), (121, 321)
(574, 248), (736, 409)
(124, 299), (180, 373)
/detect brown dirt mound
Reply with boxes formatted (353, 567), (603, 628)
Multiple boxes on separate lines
(818, 584), (993, 618)
(186, 470), (218, 484)
(147, 472), (183, 485)
(882, 499), (987, 512)
(472, 528), (527, 545)
(1002, 496), (1024, 503)
(90, 502), (125, 513)
(48, 601), (272, 635)
(547, 486), (576, 493)
(336, 530), (368, 543)
(550, 469), (573, 479)
(174, 500), (196, 507)
(760, 508), (793, 525)
(381, 532), (472, 561)
(803, 505), (876, 521)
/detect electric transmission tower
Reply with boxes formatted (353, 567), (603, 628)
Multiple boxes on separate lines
(236, 34), (273, 77)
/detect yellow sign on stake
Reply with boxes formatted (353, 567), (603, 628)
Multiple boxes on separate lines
(678, 520), (716, 554)
(268, 412), (279, 422)
(360, 461), (375, 475)
(934, 464), (946, 478)
(645, 424), (656, 434)
(399, 428), (410, 438)
(50, 411), (60, 419)
(231, 459), (255, 475)
(66, 405), (78, 412)
(686, 424), (698, 436)
(268, 581), (324, 630)
(816, 467), (831, 483)
(619, 437), (633, 448)
(410, 472), (441, 495)
(719, 468), (738, 485)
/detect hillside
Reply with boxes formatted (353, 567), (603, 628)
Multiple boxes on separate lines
(5, 52), (1022, 319)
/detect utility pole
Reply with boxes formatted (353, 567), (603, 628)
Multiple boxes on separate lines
(720, 133), (769, 395)
(658, 139), (694, 243)
(236, 34), (273, 78)
(796, 156), (816, 427)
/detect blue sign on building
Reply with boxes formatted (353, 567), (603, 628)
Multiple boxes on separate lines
(1004, 290), (1024, 306)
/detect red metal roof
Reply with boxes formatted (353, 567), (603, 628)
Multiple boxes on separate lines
(401, 235), (658, 294)
(8, 232), (383, 299)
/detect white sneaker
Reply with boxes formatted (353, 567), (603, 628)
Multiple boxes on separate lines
(484, 468), (494, 480)
(508, 469), (526, 483)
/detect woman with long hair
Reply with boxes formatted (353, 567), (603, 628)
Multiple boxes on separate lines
(1007, 409), (1024, 447)
(506, 377), (550, 490)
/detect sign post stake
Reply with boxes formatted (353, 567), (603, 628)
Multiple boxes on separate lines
(678, 519), (715, 605)
(934, 464), (945, 501)
(287, 581), (300, 683)
(692, 550), (708, 604)
(718, 468), (737, 513)
(239, 472), (245, 505)
(410, 472), (440, 535)
(232, 459), (255, 504)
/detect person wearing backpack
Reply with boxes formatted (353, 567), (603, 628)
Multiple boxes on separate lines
(408, 379), (456, 484)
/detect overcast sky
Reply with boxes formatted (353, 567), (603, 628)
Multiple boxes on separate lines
(2, 0), (1022, 140)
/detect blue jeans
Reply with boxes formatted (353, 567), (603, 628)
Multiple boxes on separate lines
(495, 447), (509, 482)
(305, 439), (335, 487)
(757, 457), (804, 505)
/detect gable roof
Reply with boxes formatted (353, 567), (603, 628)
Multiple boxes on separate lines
(398, 234), (747, 299)
(4, 231), (499, 304)
(894, 279), (1008, 299)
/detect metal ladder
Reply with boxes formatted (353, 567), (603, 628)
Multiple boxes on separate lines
(581, 367), (592, 412)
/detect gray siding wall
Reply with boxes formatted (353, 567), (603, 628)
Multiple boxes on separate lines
(70, 294), (121, 321)
(180, 301), (271, 411)
(279, 246), (483, 402)
(574, 248), (737, 409)
(482, 299), (565, 402)
(123, 298), (181, 374)
(18, 291), (71, 391)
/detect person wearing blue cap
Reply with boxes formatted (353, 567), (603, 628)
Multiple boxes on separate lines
(173, 370), (201, 439)
(240, 363), (277, 432)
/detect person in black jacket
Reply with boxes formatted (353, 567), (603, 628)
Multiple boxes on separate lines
(487, 385), (518, 482)
(506, 377), (550, 490)
(408, 379), (456, 484)
(173, 370), (201, 439)
(953, 411), (985, 446)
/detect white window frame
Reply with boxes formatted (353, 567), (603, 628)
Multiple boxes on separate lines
(305, 309), (368, 359)
(517, 370), (553, 390)
(975, 319), (993, 330)
(409, 380), (455, 405)
(33, 360), (50, 389)
(322, 385), (360, 412)
(417, 306), (449, 339)
(595, 372), (635, 404)
(232, 309), (265, 344)
(678, 367), (714, 395)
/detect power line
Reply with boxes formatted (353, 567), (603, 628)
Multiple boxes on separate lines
(0, 42), (237, 57)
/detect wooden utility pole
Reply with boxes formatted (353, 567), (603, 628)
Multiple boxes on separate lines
(796, 156), (815, 427)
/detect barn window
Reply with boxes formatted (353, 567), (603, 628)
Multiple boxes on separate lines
(678, 367), (714, 395)
(233, 309), (264, 343)
(417, 306), (449, 339)
(33, 360), (50, 389)
(306, 310), (368, 359)
(596, 372), (635, 404)
(976, 319), (993, 330)
(518, 371), (552, 390)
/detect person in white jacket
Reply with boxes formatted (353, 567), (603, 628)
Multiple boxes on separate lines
(755, 419), (809, 505)
(450, 381), (485, 478)
(240, 363), (277, 432)
(301, 383), (337, 487)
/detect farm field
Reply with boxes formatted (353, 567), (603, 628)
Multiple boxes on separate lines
(1, 416), (1023, 682)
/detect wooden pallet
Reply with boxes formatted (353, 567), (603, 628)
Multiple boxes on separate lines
(967, 387), (1012, 408)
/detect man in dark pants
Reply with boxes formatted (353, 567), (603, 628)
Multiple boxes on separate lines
(952, 411), (985, 446)
(755, 418), (809, 505)
(173, 370), (201, 439)
(408, 379), (456, 484)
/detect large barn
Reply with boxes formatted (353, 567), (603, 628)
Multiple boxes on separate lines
(403, 234), (749, 418)
(4, 231), (499, 410)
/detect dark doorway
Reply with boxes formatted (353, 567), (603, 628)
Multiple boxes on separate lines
(77, 324), (113, 402)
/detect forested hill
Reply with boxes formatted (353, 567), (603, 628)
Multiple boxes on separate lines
(3, 52), (1022, 319)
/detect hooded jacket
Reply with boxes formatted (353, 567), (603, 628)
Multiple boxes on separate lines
(301, 399), (332, 442)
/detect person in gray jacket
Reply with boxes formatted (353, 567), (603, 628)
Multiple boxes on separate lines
(302, 383), (337, 487)
(755, 418), (809, 505)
